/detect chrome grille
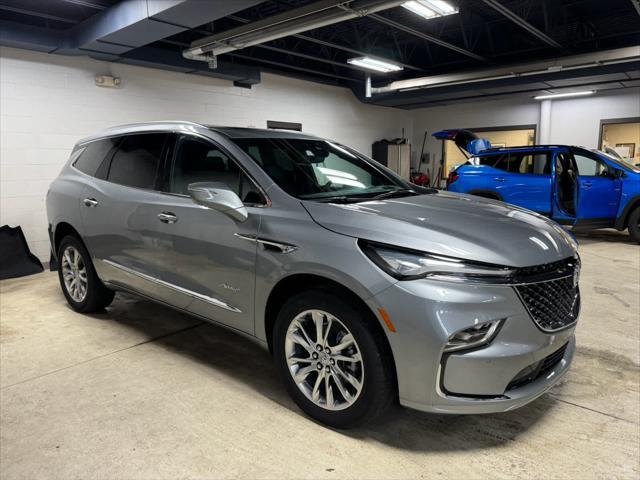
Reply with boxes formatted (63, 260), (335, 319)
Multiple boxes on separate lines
(515, 257), (580, 332)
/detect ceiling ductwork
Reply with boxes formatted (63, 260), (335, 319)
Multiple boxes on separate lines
(183, 0), (408, 66)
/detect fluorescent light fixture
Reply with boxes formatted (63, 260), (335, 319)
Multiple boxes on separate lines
(347, 56), (403, 73)
(534, 90), (595, 100)
(402, 0), (458, 19)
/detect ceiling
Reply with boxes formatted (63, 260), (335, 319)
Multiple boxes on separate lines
(1, 0), (639, 108)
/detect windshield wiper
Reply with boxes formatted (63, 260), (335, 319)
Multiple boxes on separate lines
(369, 188), (419, 200)
(314, 196), (364, 204)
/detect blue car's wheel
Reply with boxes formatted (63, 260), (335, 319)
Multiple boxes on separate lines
(628, 208), (640, 244)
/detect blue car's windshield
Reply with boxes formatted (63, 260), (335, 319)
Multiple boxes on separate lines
(595, 150), (640, 174)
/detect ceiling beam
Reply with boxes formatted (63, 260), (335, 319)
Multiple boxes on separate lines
(368, 13), (488, 62)
(59, 0), (107, 9)
(0, 5), (77, 24)
(481, 0), (563, 49)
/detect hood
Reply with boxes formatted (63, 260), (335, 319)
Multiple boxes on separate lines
(302, 192), (577, 268)
(433, 129), (492, 157)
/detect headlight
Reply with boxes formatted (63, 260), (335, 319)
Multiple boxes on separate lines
(359, 240), (515, 283)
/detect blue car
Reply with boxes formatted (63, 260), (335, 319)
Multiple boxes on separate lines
(436, 130), (640, 243)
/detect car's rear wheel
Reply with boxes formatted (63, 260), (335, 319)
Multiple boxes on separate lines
(273, 289), (395, 428)
(57, 235), (114, 312)
(628, 207), (640, 244)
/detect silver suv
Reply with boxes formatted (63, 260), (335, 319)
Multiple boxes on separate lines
(47, 121), (580, 428)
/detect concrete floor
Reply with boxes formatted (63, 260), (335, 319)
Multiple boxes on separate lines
(1, 230), (638, 479)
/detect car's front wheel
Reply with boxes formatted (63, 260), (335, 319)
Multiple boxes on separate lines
(628, 207), (640, 244)
(57, 235), (115, 312)
(273, 289), (395, 428)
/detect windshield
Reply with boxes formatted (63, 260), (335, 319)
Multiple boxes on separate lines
(231, 137), (413, 201)
(594, 149), (640, 174)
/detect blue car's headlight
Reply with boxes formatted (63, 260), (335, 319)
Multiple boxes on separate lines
(359, 240), (515, 283)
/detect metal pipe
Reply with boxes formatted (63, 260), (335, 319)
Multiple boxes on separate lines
(370, 46), (640, 95)
(183, 0), (407, 61)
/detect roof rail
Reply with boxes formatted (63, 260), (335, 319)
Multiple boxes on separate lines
(103, 120), (207, 131)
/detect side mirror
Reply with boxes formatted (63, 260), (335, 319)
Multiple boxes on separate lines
(187, 182), (248, 222)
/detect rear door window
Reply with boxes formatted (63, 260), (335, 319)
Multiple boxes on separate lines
(73, 137), (119, 177)
(519, 153), (551, 174)
(106, 133), (167, 189)
(492, 153), (522, 173)
(492, 152), (550, 174)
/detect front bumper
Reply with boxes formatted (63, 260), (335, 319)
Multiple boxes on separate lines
(367, 277), (577, 414)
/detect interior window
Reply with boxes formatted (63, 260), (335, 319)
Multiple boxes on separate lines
(107, 133), (166, 189)
(519, 153), (551, 175)
(73, 138), (118, 177)
(170, 136), (263, 204)
(573, 153), (609, 176)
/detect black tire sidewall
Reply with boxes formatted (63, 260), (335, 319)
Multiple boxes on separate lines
(273, 289), (394, 428)
(628, 208), (640, 244)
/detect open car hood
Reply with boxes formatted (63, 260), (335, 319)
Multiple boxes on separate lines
(433, 129), (492, 156)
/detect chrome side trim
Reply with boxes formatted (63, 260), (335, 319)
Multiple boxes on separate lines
(234, 233), (298, 254)
(102, 259), (242, 313)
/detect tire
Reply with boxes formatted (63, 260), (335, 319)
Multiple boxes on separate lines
(57, 235), (114, 312)
(273, 288), (395, 428)
(628, 207), (640, 244)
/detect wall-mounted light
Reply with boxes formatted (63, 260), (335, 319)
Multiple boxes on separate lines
(95, 75), (121, 88)
(402, 0), (458, 20)
(534, 90), (595, 100)
(347, 56), (403, 73)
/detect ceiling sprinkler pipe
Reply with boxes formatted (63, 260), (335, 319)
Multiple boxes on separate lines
(370, 46), (640, 95)
(183, 0), (407, 61)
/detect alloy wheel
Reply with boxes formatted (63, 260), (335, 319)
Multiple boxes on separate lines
(285, 309), (364, 411)
(61, 246), (88, 303)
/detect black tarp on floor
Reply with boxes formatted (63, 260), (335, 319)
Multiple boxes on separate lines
(0, 225), (44, 280)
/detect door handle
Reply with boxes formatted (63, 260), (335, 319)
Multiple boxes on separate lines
(83, 197), (98, 207)
(582, 181), (593, 188)
(493, 177), (505, 182)
(157, 212), (178, 224)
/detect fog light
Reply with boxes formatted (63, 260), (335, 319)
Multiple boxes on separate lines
(444, 319), (503, 352)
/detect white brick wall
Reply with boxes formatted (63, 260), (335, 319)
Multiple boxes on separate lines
(0, 47), (412, 261)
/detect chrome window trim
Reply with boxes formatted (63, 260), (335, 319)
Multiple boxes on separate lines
(102, 259), (242, 313)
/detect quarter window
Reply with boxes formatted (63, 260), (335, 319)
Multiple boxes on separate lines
(107, 133), (167, 189)
(169, 136), (264, 204)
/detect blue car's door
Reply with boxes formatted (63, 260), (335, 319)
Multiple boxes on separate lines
(488, 151), (553, 214)
(572, 149), (622, 223)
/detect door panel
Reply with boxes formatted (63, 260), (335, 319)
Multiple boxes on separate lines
(153, 195), (260, 333)
(488, 152), (552, 214)
(572, 151), (622, 221)
(155, 133), (266, 334)
(80, 179), (177, 300)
